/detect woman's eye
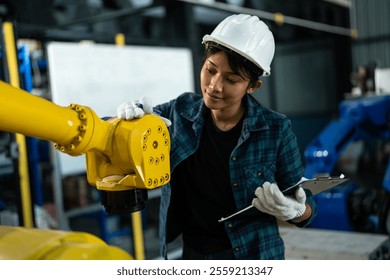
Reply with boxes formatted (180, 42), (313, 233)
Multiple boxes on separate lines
(206, 67), (215, 74)
(227, 77), (239, 83)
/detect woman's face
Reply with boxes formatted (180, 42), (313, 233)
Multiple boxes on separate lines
(200, 51), (254, 112)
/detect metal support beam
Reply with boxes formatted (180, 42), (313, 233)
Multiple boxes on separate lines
(178, 0), (357, 38)
(49, 2), (162, 29)
(322, 0), (351, 8)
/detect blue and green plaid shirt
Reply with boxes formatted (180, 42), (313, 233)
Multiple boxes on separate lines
(155, 92), (317, 259)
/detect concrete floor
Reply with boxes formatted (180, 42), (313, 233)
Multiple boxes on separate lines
(148, 226), (390, 260)
(147, 225), (390, 260)
(280, 226), (389, 260)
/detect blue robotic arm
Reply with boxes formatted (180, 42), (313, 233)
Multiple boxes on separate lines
(304, 95), (390, 234)
(304, 95), (390, 184)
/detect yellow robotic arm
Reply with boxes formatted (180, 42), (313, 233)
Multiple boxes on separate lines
(0, 81), (170, 213)
(0, 225), (133, 260)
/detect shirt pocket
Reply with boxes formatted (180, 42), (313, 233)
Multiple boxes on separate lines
(243, 161), (276, 198)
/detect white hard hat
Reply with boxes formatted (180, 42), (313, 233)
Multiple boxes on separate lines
(202, 14), (275, 76)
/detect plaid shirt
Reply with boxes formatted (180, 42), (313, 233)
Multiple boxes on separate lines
(155, 92), (317, 260)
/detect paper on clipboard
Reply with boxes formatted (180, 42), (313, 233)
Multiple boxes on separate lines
(218, 175), (350, 222)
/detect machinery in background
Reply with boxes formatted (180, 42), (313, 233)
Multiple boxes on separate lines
(304, 94), (390, 235)
(350, 63), (390, 97)
(350, 62), (377, 96)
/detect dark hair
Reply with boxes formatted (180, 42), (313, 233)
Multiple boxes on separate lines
(203, 42), (264, 85)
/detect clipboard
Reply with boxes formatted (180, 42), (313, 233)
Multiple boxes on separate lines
(218, 175), (350, 222)
(281, 176), (350, 196)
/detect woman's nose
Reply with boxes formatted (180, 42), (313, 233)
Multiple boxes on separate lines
(209, 76), (223, 92)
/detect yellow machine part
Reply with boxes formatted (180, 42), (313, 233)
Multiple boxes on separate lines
(0, 80), (171, 260)
(89, 116), (170, 191)
(0, 81), (170, 259)
(0, 81), (170, 191)
(0, 226), (132, 260)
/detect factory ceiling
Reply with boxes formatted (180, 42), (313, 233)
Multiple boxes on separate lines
(0, 0), (351, 45)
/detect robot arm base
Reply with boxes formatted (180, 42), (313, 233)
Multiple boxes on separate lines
(100, 189), (148, 214)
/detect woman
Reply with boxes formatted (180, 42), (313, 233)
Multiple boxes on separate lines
(117, 14), (317, 260)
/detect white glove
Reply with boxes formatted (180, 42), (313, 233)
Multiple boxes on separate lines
(116, 96), (171, 126)
(252, 181), (306, 221)
(117, 96), (153, 120)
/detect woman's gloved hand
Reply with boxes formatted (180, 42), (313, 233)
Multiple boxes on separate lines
(117, 96), (153, 120)
(252, 181), (306, 221)
(116, 96), (171, 126)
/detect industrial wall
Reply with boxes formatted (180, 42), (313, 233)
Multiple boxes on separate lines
(351, 0), (390, 69)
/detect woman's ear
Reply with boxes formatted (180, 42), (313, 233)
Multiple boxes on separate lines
(247, 80), (263, 94)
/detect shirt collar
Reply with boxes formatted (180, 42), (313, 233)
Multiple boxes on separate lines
(243, 95), (269, 131)
(180, 94), (270, 132)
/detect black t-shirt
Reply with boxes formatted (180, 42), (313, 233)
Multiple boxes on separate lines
(168, 111), (243, 253)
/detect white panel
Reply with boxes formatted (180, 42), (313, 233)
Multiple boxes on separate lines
(375, 68), (390, 94)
